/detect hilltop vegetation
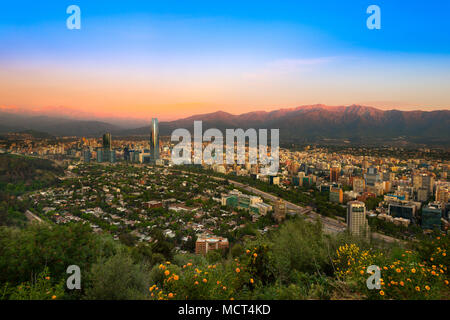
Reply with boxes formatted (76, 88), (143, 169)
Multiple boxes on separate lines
(0, 217), (448, 300)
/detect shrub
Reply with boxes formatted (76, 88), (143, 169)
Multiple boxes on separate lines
(84, 250), (150, 300)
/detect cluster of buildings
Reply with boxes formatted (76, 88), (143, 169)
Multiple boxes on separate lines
(3, 121), (449, 238)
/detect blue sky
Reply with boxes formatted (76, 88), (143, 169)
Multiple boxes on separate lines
(0, 1), (449, 120)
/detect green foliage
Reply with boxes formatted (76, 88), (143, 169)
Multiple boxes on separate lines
(271, 218), (333, 282)
(6, 268), (65, 300)
(0, 223), (119, 286)
(84, 250), (150, 300)
(231, 244), (244, 258)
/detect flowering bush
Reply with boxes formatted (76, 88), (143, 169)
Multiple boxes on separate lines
(148, 245), (272, 300)
(6, 268), (65, 300)
(333, 241), (449, 300)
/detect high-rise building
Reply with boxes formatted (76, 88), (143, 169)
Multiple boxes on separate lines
(96, 147), (104, 162)
(97, 133), (116, 163)
(150, 118), (160, 162)
(413, 173), (435, 194)
(365, 167), (381, 186)
(83, 149), (91, 163)
(347, 201), (369, 237)
(103, 133), (112, 150)
(353, 177), (365, 193)
(123, 146), (130, 162)
(330, 166), (340, 183)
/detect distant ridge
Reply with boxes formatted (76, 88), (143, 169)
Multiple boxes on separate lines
(0, 112), (122, 137)
(122, 104), (450, 145)
(1, 105), (449, 145)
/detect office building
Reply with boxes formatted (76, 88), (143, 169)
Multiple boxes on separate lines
(330, 187), (344, 203)
(421, 204), (442, 230)
(388, 201), (418, 224)
(150, 118), (160, 162)
(102, 133), (112, 150)
(347, 201), (369, 237)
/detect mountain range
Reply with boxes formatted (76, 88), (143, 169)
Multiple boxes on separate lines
(1, 105), (449, 145)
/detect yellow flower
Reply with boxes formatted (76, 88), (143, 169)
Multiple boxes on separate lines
(415, 286), (420, 292)
(399, 281), (404, 286)
(235, 268), (240, 273)
(425, 285), (430, 291)
(396, 268), (401, 273)
(444, 280), (449, 285)
(203, 278), (207, 283)
(360, 270), (364, 275)
(253, 253), (257, 258)
(379, 290), (384, 296)
(174, 275), (179, 281)
(443, 253), (447, 257)
(164, 270), (170, 276)
(246, 249), (250, 254)
(411, 268), (416, 273)
(51, 295), (57, 300)
(250, 278), (254, 284)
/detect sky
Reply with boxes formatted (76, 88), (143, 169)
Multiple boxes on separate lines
(0, 0), (449, 122)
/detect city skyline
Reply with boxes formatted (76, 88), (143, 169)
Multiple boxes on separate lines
(0, 1), (449, 121)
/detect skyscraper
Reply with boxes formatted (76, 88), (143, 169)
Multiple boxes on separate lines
(150, 118), (160, 162)
(98, 133), (115, 163)
(103, 133), (112, 151)
(347, 201), (369, 237)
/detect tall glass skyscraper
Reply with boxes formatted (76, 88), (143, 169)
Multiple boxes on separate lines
(102, 133), (112, 150)
(150, 118), (160, 161)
